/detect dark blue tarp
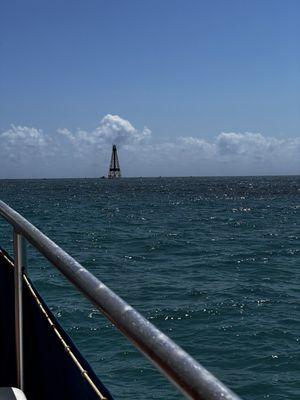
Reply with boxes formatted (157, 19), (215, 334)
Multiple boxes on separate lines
(0, 248), (114, 400)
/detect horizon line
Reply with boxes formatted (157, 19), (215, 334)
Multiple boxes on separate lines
(0, 173), (299, 180)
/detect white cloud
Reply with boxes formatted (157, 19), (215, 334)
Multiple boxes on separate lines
(0, 115), (299, 178)
(178, 136), (215, 158)
(1, 125), (46, 151)
(215, 132), (300, 162)
(94, 114), (151, 145)
(55, 114), (151, 150)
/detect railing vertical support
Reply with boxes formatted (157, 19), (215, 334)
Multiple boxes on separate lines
(13, 230), (26, 391)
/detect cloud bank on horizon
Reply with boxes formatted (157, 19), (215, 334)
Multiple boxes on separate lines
(0, 114), (299, 178)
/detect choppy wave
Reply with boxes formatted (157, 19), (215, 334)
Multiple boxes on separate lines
(0, 176), (299, 399)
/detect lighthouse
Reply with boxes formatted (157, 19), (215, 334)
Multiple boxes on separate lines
(108, 144), (121, 179)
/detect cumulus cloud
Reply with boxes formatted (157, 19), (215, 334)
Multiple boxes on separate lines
(215, 132), (300, 163)
(1, 125), (46, 152)
(56, 114), (151, 149)
(0, 114), (299, 178)
(217, 132), (276, 157)
(94, 114), (151, 145)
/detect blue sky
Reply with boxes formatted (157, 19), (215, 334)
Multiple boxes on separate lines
(0, 0), (299, 177)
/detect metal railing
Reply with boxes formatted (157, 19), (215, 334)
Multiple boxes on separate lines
(0, 200), (242, 400)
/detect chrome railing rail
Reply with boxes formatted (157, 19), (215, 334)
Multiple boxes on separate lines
(0, 200), (242, 400)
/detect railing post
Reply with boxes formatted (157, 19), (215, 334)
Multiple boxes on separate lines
(13, 230), (27, 391)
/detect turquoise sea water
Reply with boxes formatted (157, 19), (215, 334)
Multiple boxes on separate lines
(0, 176), (299, 399)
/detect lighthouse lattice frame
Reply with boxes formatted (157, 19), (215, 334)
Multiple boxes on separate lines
(108, 144), (121, 179)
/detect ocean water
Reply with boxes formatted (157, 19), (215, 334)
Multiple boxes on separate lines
(0, 176), (299, 400)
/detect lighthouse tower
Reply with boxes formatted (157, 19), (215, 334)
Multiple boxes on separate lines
(108, 144), (121, 179)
